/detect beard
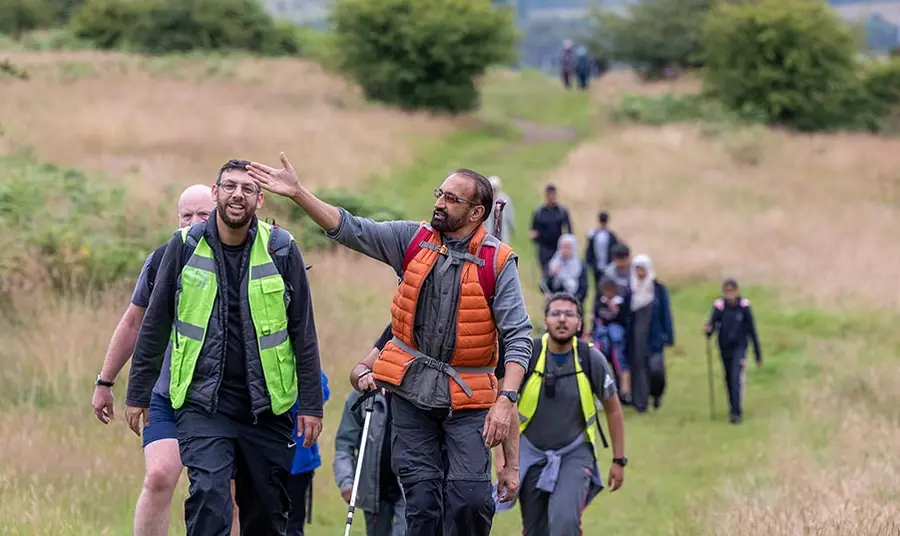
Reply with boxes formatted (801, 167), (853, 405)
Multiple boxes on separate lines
(217, 196), (255, 228)
(548, 324), (577, 345)
(431, 208), (465, 233)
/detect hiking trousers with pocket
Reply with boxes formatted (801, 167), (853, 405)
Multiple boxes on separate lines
(389, 395), (495, 536)
(721, 346), (747, 418)
(518, 443), (595, 536)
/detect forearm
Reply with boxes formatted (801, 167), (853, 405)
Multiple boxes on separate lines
(500, 362), (526, 393)
(289, 185), (341, 232)
(99, 321), (140, 382)
(324, 208), (417, 272)
(500, 423), (520, 468)
(604, 400), (625, 458)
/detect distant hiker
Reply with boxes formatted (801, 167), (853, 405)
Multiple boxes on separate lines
(483, 175), (515, 244)
(603, 243), (631, 298)
(531, 184), (573, 276)
(92, 184), (214, 536)
(496, 292), (626, 536)
(623, 254), (674, 413)
(248, 155), (532, 536)
(592, 277), (626, 392)
(585, 210), (620, 290)
(559, 39), (576, 89)
(125, 159), (324, 535)
(288, 371), (331, 535)
(542, 233), (588, 305)
(704, 278), (763, 424)
(575, 46), (592, 90)
(335, 325), (406, 536)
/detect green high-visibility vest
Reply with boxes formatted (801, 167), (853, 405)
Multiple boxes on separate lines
(169, 221), (297, 415)
(518, 333), (599, 451)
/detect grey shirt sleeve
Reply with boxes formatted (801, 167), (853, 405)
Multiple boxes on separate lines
(587, 347), (617, 401)
(130, 253), (154, 308)
(492, 255), (533, 373)
(324, 207), (420, 273)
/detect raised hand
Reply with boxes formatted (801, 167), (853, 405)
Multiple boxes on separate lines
(247, 152), (301, 198)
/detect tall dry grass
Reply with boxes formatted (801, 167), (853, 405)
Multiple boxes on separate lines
(0, 51), (455, 230)
(546, 122), (900, 310)
(699, 338), (900, 536)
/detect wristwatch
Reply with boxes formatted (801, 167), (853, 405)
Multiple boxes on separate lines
(95, 375), (115, 388)
(499, 390), (518, 403)
(612, 457), (628, 468)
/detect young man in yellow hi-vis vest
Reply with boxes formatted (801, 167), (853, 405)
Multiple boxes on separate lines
(495, 291), (626, 536)
(125, 160), (324, 536)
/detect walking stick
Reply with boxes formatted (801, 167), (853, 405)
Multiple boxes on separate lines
(705, 337), (716, 421)
(343, 390), (377, 536)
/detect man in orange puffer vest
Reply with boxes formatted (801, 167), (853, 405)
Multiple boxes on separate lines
(247, 154), (535, 536)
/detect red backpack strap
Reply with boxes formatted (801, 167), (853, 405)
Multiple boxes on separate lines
(401, 223), (434, 276)
(477, 243), (498, 302)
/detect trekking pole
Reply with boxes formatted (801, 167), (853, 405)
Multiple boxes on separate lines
(705, 337), (716, 421)
(344, 390), (377, 536)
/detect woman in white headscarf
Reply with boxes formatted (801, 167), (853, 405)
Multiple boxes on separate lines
(543, 234), (589, 305)
(623, 254), (674, 413)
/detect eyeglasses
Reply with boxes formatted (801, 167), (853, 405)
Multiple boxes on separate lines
(434, 188), (476, 206)
(219, 181), (259, 196)
(547, 310), (579, 319)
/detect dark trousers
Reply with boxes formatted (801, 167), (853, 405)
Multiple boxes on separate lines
(721, 347), (747, 418)
(537, 245), (557, 277)
(286, 471), (314, 535)
(631, 352), (666, 412)
(390, 396), (494, 536)
(363, 500), (406, 536)
(176, 404), (295, 536)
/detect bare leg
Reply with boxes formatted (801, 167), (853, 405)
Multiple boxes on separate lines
(231, 480), (241, 536)
(135, 438), (182, 536)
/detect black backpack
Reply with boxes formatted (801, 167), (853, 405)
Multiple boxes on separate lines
(145, 220), (303, 298)
(521, 336), (610, 449)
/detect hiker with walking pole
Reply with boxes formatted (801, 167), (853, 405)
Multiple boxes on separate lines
(493, 292), (626, 536)
(334, 324), (407, 536)
(703, 278), (763, 425)
(248, 155), (532, 536)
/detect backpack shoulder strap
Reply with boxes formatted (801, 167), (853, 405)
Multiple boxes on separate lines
(476, 234), (515, 305)
(267, 224), (297, 278)
(577, 339), (594, 381)
(400, 222), (434, 277)
(145, 243), (169, 293)
(181, 221), (207, 258)
(521, 336), (543, 388)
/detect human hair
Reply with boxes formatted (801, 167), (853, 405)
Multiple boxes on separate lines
(545, 184), (557, 194)
(448, 168), (493, 223)
(215, 159), (252, 184)
(598, 210), (609, 224)
(599, 276), (617, 292)
(722, 278), (739, 290)
(612, 243), (630, 259)
(544, 291), (583, 318)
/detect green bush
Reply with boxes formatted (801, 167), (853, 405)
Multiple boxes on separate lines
(702, 0), (861, 132)
(0, 0), (53, 38)
(848, 58), (900, 133)
(588, 0), (712, 80)
(70, 0), (302, 55)
(611, 92), (764, 126)
(0, 154), (165, 297)
(330, 0), (517, 113)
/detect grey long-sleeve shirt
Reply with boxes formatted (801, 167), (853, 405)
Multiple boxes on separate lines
(325, 208), (532, 372)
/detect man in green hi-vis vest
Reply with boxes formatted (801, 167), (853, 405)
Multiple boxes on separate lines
(125, 159), (324, 536)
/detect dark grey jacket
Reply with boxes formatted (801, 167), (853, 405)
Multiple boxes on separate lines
(126, 214), (323, 419)
(333, 391), (405, 518)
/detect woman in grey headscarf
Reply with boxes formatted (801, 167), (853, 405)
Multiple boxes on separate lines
(543, 234), (589, 305)
(623, 254), (674, 413)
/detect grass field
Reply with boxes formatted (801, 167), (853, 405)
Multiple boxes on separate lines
(1, 51), (898, 536)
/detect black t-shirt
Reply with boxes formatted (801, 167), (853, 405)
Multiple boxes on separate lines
(218, 243), (251, 417)
(373, 324), (401, 501)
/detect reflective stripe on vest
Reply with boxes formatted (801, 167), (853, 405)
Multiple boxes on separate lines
(169, 221), (297, 415)
(518, 333), (598, 450)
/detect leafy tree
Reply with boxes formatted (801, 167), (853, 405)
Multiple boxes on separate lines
(331, 0), (517, 113)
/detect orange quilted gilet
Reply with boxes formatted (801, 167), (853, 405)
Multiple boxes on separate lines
(372, 225), (513, 410)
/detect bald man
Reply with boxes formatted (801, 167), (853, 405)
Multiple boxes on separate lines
(92, 185), (214, 536)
